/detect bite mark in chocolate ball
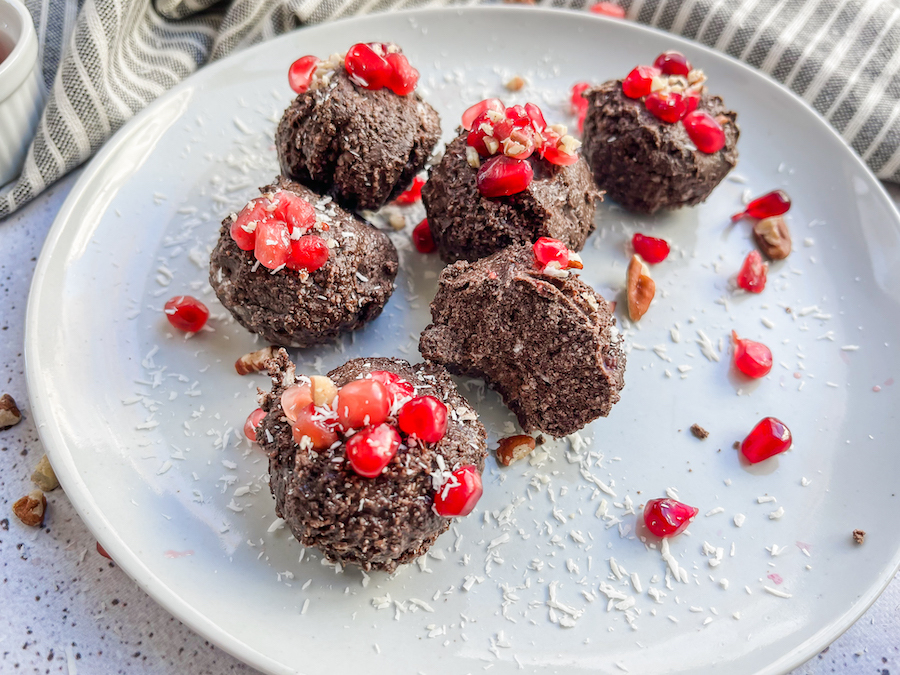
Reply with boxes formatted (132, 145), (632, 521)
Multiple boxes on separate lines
(419, 243), (626, 437)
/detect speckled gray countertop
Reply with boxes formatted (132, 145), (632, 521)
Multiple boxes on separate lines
(1, 174), (898, 674)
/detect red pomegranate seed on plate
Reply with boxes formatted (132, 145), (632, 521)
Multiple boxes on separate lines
(476, 155), (533, 198)
(369, 370), (416, 401)
(344, 43), (391, 90)
(736, 250), (768, 293)
(281, 384), (313, 422)
(292, 403), (339, 451)
(412, 219), (436, 253)
(632, 233), (670, 263)
(254, 219), (291, 269)
(643, 498), (698, 537)
(589, 2), (626, 17)
(732, 331), (773, 378)
(683, 110), (726, 153)
(740, 417), (792, 463)
(346, 423), (401, 477)
(533, 237), (570, 269)
(385, 52), (419, 95)
(243, 408), (267, 442)
(164, 295), (209, 332)
(288, 55), (320, 94)
(461, 98), (504, 131)
(337, 379), (391, 430)
(97, 543), (112, 560)
(622, 65), (660, 99)
(645, 91), (688, 123)
(286, 234), (329, 272)
(393, 177), (425, 205)
(434, 465), (483, 517)
(398, 395), (448, 443)
(731, 190), (792, 222)
(653, 50), (691, 76)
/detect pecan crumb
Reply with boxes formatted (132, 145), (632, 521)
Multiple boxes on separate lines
(505, 76), (526, 92)
(535, 435), (546, 446)
(0, 394), (22, 430)
(852, 529), (866, 545)
(733, 441), (741, 450)
(31, 455), (59, 492)
(234, 346), (277, 376)
(13, 490), (46, 527)
(690, 424), (709, 439)
(496, 435), (537, 466)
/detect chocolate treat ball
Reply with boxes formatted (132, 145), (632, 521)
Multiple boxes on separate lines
(209, 177), (397, 347)
(581, 78), (739, 214)
(419, 243), (626, 437)
(258, 350), (487, 572)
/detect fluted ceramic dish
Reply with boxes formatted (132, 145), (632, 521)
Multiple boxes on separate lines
(26, 7), (900, 675)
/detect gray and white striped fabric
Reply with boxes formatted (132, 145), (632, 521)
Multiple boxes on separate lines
(3, 0), (900, 218)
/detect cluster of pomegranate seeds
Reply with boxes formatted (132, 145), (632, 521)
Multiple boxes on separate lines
(433, 465), (483, 517)
(462, 99), (581, 198)
(393, 177), (425, 205)
(164, 295), (209, 332)
(288, 55), (320, 94)
(589, 2), (626, 17)
(243, 408), (267, 442)
(347, 423), (402, 477)
(643, 498), (698, 537)
(632, 233), (670, 263)
(231, 191), (329, 273)
(731, 189), (791, 222)
(344, 43), (419, 95)
(682, 110), (726, 153)
(732, 331), (773, 379)
(412, 219), (436, 253)
(740, 417), (792, 464)
(736, 250), (768, 293)
(570, 82), (590, 131)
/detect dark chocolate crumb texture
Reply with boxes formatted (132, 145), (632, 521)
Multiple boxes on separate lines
(419, 240), (626, 437)
(258, 350), (487, 572)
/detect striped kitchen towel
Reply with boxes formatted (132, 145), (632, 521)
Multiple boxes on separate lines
(3, 0), (900, 218)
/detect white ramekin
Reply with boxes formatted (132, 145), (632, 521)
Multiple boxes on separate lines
(0, 0), (44, 187)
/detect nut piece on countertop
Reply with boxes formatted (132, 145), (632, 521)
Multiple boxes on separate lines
(31, 455), (59, 492)
(13, 490), (46, 527)
(753, 215), (792, 260)
(496, 434), (537, 466)
(234, 346), (277, 375)
(505, 76), (526, 92)
(690, 424), (709, 440)
(0, 393), (22, 430)
(852, 529), (866, 545)
(626, 255), (655, 322)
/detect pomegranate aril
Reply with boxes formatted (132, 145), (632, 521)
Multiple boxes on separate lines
(433, 465), (483, 517)
(643, 498), (698, 537)
(344, 43), (391, 90)
(385, 52), (419, 95)
(632, 233), (670, 263)
(337, 379), (391, 430)
(393, 177), (425, 205)
(503, 127), (536, 160)
(288, 55), (320, 94)
(736, 250), (768, 293)
(589, 2), (626, 17)
(732, 331), (773, 379)
(274, 190), (316, 233)
(645, 91), (688, 123)
(462, 98), (504, 131)
(622, 65), (661, 99)
(731, 190), (791, 222)
(244, 408), (267, 442)
(533, 237), (570, 269)
(570, 83), (590, 131)
(369, 370), (416, 401)
(231, 199), (270, 250)
(412, 219), (436, 253)
(476, 155), (533, 198)
(398, 396), (448, 443)
(683, 110), (726, 153)
(525, 102), (547, 133)
(254, 219), (291, 269)
(505, 105), (530, 128)
(292, 403), (339, 451)
(281, 384), (313, 422)
(740, 417), (792, 464)
(466, 112), (495, 157)
(286, 234), (329, 273)
(164, 295), (209, 332)
(97, 543), (112, 560)
(684, 90), (700, 116)
(346, 423), (401, 477)
(541, 142), (579, 166)
(653, 50), (691, 77)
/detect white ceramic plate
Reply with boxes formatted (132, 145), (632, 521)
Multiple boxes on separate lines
(26, 7), (900, 675)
